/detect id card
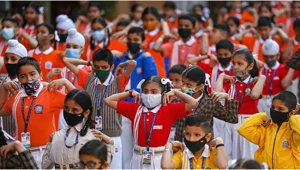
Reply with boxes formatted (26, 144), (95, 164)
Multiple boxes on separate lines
(169, 127), (176, 142)
(21, 132), (31, 148)
(142, 150), (152, 167)
(95, 116), (103, 130)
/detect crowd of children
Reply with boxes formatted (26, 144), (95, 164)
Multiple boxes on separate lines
(0, 1), (300, 169)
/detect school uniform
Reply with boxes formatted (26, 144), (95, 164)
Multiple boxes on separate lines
(166, 16), (178, 33)
(56, 42), (66, 51)
(3, 84), (66, 168)
(19, 25), (37, 51)
(210, 63), (234, 90)
(117, 102), (190, 169)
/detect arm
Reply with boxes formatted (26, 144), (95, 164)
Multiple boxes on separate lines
(275, 28), (289, 42)
(104, 91), (133, 110)
(251, 75), (266, 99)
(213, 138), (228, 169)
(173, 90), (198, 112)
(281, 68), (295, 88)
(0, 57), (3, 70)
(201, 33), (209, 54)
(213, 74), (226, 92)
(256, 59), (264, 70)
(282, 38), (293, 61)
(47, 78), (76, 92)
(161, 142), (175, 169)
(0, 84), (9, 109)
(290, 115), (300, 147)
(62, 57), (88, 76)
(21, 32), (38, 48)
(117, 60), (137, 79)
(152, 35), (164, 52)
(187, 55), (209, 66)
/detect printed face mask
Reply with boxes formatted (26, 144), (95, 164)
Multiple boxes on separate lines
(141, 93), (162, 108)
(20, 80), (41, 96)
(234, 70), (247, 81)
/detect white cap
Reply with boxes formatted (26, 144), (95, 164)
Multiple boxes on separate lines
(56, 14), (75, 31)
(262, 39), (279, 55)
(66, 28), (85, 47)
(5, 39), (27, 57)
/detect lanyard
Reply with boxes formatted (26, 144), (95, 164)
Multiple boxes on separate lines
(67, 71), (77, 85)
(217, 65), (233, 78)
(189, 157), (206, 169)
(143, 112), (158, 151)
(234, 77), (251, 106)
(265, 68), (277, 96)
(178, 45), (191, 65)
(21, 98), (37, 133)
(95, 75), (113, 116)
(64, 128), (79, 148)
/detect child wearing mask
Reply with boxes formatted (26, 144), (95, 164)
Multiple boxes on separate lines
(55, 14), (76, 51)
(238, 91), (300, 169)
(161, 114), (228, 169)
(214, 49), (266, 160)
(63, 48), (136, 169)
(0, 57), (75, 168)
(104, 76), (198, 169)
(169, 64), (187, 90)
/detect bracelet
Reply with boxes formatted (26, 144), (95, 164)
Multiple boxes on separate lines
(129, 90), (134, 98)
(216, 144), (224, 148)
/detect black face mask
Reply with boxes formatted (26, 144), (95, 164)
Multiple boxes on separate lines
(58, 33), (68, 43)
(270, 108), (290, 125)
(5, 63), (18, 77)
(218, 57), (232, 67)
(265, 59), (277, 68)
(127, 42), (141, 54)
(184, 135), (207, 153)
(178, 28), (192, 39)
(63, 111), (85, 127)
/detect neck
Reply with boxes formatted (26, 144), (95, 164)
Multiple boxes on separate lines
(183, 36), (192, 43)
(295, 36), (300, 42)
(193, 147), (204, 159)
(221, 63), (230, 69)
(240, 74), (250, 81)
(192, 90), (202, 99)
(39, 44), (50, 51)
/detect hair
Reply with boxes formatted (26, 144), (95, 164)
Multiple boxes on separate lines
(178, 14), (196, 28)
(131, 4), (143, 13)
(272, 91), (298, 111)
(141, 76), (171, 93)
(185, 114), (212, 133)
(294, 18), (300, 30)
(192, 14), (206, 23)
(192, 4), (204, 13)
(37, 23), (56, 49)
(25, 2), (43, 14)
(92, 48), (114, 66)
(79, 140), (108, 164)
(257, 16), (272, 27)
(128, 27), (145, 41)
(182, 66), (208, 94)
(90, 17), (110, 50)
(214, 24), (230, 37)
(227, 16), (240, 28)
(169, 64), (187, 75)
(65, 89), (93, 136)
(229, 159), (262, 169)
(88, 2), (101, 12)
(2, 18), (18, 28)
(258, 3), (275, 25)
(233, 49), (259, 78)
(216, 39), (234, 53)
(16, 57), (41, 76)
(0, 127), (7, 147)
(142, 7), (160, 21)
(117, 20), (130, 28)
(163, 1), (176, 10)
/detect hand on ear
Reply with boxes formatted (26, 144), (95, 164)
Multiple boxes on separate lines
(290, 103), (300, 116)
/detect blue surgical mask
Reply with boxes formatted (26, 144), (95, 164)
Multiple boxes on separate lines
(66, 48), (81, 59)
(92, 30), (105, 41)
(182, 87), (196, 96)
(1, 28), (14, 40)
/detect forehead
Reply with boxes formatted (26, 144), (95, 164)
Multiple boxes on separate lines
(92, 22), (104, 28)
(178, 19), (193, 26)
(169, 73), (182, 79)
(38, 25), (49, 32)
(233, 54), (246, 62)
(272, 99), (288, 109)
(182, 76), (196, 84)
(217, 48), (232, 54)
(6, 52), (21, 58)
(2, 20), (14, 27)
(93, 60), (110, 67)
(127, 33), (142, 39)
(258, 26), (271, 30)
(19, 65), (38, 73)
(143, 82), (161, 90)
(67, 42), (81, 47)
(185, 125), (205, 134)
(65, 99), (82, 108)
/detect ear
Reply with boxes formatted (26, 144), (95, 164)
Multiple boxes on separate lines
(83, 109), (90, 118)
(247, 63), (254, 71)
(205, 133), (212, 142)
(49, 34), (54, 40)
(289, 110), (296, 116)
(101, 162), (109, 169)
(110, 64), (115, 72)
(196, 84), (205, 91)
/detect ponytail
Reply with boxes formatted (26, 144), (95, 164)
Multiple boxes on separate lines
(80, 114), (92, 137)
(250, 59), (259, 78)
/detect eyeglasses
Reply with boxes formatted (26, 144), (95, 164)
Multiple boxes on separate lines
(79, 161), (101, 169)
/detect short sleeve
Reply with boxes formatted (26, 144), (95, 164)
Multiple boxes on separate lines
(78, 68), (91, 87)
(3, 92), (18, 114)
(208, 149), (217, 166)
(116, 101), (139, 121)
(168, 103), (190, 121)
(118, 71), (130, 92)
(162, 42), (174, 58)
(171, 150), (183, 169)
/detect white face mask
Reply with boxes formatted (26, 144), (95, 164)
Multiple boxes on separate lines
(141, 93), (162, 109)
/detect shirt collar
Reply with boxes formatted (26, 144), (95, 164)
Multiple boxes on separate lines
(6, 77), (18, 82)
(195, 29), (204, 38)
(94, 72), (114, 86)
(132, 20), (143, 26)
(218, 63), (233, 72)
(258, 36), (271, 44)
(143, 105), (161, 113)
(196, 91), (204, 101)
(264, 61), (280, 70)
(20, 83), (44, 98)
(185, 144), (210, 159)
(168, 16), (176, 22)
(73, 120), (86, 132)
(128, 50), (143, 59)
(147, 27), (160, 36)
(236, 75), (252, 83)
(35, 46), (53, 55)
(179, 36), (196, 46)
(24, 24), (35, 30)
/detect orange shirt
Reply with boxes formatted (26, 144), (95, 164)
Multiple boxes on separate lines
(143, 28), (166, 78)
(0, 40), (8, 74)
(62, 65), (92, 90)
(30, 47), (65, 81)
(19, 25), (37, 51)
(166, 17), (178, 32)
(3, 87), (65, 147)
(57, 42), (66, 51)
(228, 9), (255, 24)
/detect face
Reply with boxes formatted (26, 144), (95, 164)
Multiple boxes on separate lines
(259, 6), (272, 18)
(184, 125), (211, 142)
(169, 73), (183, 89)
(194, 21), (203, 33)
(217, 49), (232, 59)
(193, 7), (203, 15)
(91, 22), (105, 32)
(263, 54), (278, 62)
(233, 55), (253, 77)
(18, 65), (41, 83)
(132, 6), (144, 21)
(143, 13), (159, 31)
(271, 99), (289, 113)
(231, 1), (242, 9)
(210, 28), (222, 44)
(164, 7), (175, 18)
(64, 99), (90, 117)
(142, 82), (162, 94)
(127, 33), (142, 44)
(25, 7), (37, 24)
(2, 21), (18, 36)
(79, 154), (108, 169)
(227, 19), (238, 36)
(5, 53), (21, 64)
(57, 28), (68, 35)
(93, 60), (113, 72)
(292, 2), (300, 17)
(37, 25), (54, 45)
(182, 77), (204, 92)
(257, 26), (271, 40)
(88, 6), (101, 20)
(178, 19), (193, 29)
(66, 43), (83, 54)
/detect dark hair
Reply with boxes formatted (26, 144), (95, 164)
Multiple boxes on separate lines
(182, 66), (208, 94)
(214, 24), (230, 37)
(216, 39), (234, 53)
(117, 20), (130, 28)
(229, 159), (262, 169)
(88, 2), (101, 12)
(90, 17), (110, 50)
(0, 127), (7, 147)
(79, 140), (108, 164)
(17, 57), (41, 76)
(227, 16), (240, 28)
(257, 16), (272, 27)
(185, 114), (211, 133)
(258, 4), (276, 24)
(37, 23), (56, 49)
(178, 14), (196, 28)
(192, 4), (204, 13)
(192, 14), (206, 23)
(294, 19), (300, 30)
(128, 27), (145, 41)
(163, 1), (176, 10)
(2, 18), (18, 28)
(131, 4), (143, 13)
(65, 89), (93, 137)
(233, 49), (259, 78)
(93, 48), (114, 66)
(142, 7), (160, 21)
(25, 2), (43, 14)
(141, 76), (171, 93)
(169, 64), (187, 75)
(272, 91), (298, 111)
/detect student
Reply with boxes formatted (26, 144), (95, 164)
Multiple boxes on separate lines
(0, 40), (27, 137)
(238, 91), (300, 169)
(161, 114), (228, 169)
(115, 20), (130, 33)
(153, 14), (201, 67)
(282, 1), (300, 38)
(104, 76), (198, 169)
(163, 1), (178, 33)
(0, 57), (75, 168)
(283, 18), (300, 62)
(192, 14), (207, 44)
(258, 39), (295, 115)
(214, 49), (266, 160)
(55, 14), (76, 51)
(227, 16), (240, 44)
(175, 66), (239, 143)
(130, 4), (144, 27)
(28, 23), (65, 82)
(169, 64), (187, 90)
(228, 159), (264, 169)
(63, 48), (136, 169)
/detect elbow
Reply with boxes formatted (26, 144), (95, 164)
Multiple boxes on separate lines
(161, 163), (172, 169)
(104, 98), (109, 105)
(128, 60), (137, 68)
(191, 99), (199, 108)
